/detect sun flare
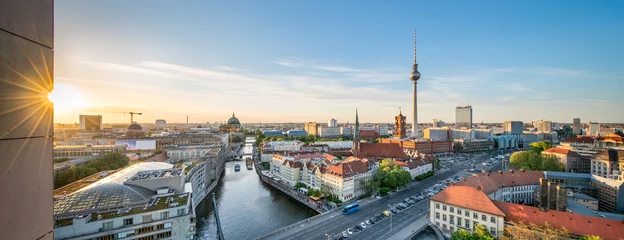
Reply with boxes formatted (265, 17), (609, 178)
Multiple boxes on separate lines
(48, 83), (90, 113)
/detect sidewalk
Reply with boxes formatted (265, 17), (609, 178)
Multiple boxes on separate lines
(388, 217), (429, 240)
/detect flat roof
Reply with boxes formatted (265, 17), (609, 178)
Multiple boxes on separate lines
(129, 168), (183, 181)
(567, 199), (624, 221)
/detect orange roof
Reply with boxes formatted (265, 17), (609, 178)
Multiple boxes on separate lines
(453, 170), (544, 195)
(493, 201), (624, 240)
(358, 143), (408, 159)
(563, 136), (595, 144)
(542, 148), (582, 157)
(325, 160), (369, 178)
(359, 130), (379, 138)
(430, 186), (505, 216)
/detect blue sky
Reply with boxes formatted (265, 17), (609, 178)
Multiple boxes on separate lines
(53, 0), (624, 124)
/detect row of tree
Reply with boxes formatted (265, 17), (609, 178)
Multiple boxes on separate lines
(361, 159), (412, 195)
(452, 220), (604, 240)
(54, 153), (129, 189)
(509, 141), (563, 171)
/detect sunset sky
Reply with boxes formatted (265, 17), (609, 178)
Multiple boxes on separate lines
(53, 0), (624, 124)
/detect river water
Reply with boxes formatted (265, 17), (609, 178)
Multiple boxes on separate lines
(195, 140), (317, 239)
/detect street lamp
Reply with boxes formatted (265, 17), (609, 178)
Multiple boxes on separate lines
(388, 204), (393, 233)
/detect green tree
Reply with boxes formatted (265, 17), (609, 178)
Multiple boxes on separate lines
(54, 153), (129, 188)
(320, 183), (333, 197)
(295, 182), (307, 189)
(474, 224), (494, 240)
(529, 141), (552, 153)
(335, 154), (343, 160)
(579, 236), (603, 240)
(510, 150), (563, 171)
(450, 229), (475, 240)
(361, 178), (379, 195)
(373, 159), (411, 190)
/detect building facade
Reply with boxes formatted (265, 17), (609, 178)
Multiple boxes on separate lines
(503, 121), (523, 135)
(542, 148), (582, 172)
(588, 122), (601, 136)
(79, 115), (103, 131)
(319, 126), (341, 138)
(393, 111), (407, 139)
(328, 118), (337, 127)
(155, 119), (167, 129)
(591, 149), (624, 181)
(304, 122), (320, 137)
(433, 119), (446, 128)
(455, 105), (473, 129)
(573, 118), (581, 135)
(536, 119), (552, 133)
(54, 144), (127, 159)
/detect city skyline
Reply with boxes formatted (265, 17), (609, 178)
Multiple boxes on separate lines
(52, 1), (624, 123)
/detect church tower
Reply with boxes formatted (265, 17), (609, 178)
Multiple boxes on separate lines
(352, 108), (360, 156)
(394, 108), (407, 139)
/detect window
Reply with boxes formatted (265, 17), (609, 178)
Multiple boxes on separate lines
(450, 226), (455, 231)
(465, 210), (470, 217)
(457, 209), (462, 215)
(123, 217), (133, 226)
(490, 227), (496, 236)
(156, 231), (172, 238)
(143, 214), (153, 223)
(436, 212), (440, 219)
(164, 222), (172, 228)
(98, 234), (115, 240)
(449, 215), (455, 224)
(102, 221), (113, 230)
(436, 203), (440, 209)
(450, 207), (454, 213)
(137, 226), (154, 234)
(473, 213), (478, 219)
(482, 214), (486, 221)
(118, 230), (135, 238)
(443, 214), (447, 221)
(443, 224), (447, 229)
(465, 220), (470, 229)
(436, 222), (440, 226)
(161, 211), (169, 219)
(457, 218), (462, 227)
(443, 205), (447, 211)
(491, 216), (496, 223)
(177, 208), (186, 216)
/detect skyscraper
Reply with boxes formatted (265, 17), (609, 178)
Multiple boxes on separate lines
(588, 121), (600, 136)
(503, 121), (523, 135)
(573, 118), (581, 134)
(455, 105), (473, 129)
(328, 118), (337, 127)
(536, 119), (552, 132)
(433, 119), (445, 128)
(409, 30), (421, 137)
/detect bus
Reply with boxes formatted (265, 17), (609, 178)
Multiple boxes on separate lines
(343, 203), (360, 215)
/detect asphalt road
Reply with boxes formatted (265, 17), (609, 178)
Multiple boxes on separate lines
(53, 155), (98, 172)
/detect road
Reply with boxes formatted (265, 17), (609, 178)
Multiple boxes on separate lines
(53, 155), (98, 172)
(267, 153), (496, 240)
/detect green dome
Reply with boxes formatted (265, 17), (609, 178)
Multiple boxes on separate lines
(227, 113), (240, 125)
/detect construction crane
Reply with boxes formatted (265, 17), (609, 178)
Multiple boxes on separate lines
(86, 110), (143, 123)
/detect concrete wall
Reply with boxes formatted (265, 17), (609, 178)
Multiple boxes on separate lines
(0, 1), (54, 239)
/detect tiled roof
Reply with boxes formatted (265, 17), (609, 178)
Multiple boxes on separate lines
(493, 200), (624, 240)
(430, 186), (505, 216)
(563, 136), (595, 144)
(358, 143), (408, 159)
(359, 130), (379, 138)
(598, 135), (624, 143)
(393, 154), (433, 169)
(453, 170), (544, 195)
(543, 148), (582, 157)
(325, 160), (368, 178)
(282, 160), (303, 168)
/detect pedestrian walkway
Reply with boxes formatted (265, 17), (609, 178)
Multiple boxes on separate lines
(388, 217), (429, 240)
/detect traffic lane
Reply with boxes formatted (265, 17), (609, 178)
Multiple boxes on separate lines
(357, 206), (429, 240)
(279, 171), (457, 240)
(353, 201), (429, 240)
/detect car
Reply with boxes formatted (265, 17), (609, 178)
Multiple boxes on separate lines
(342, 231), (348, 238)
(360, 223), (367, 228)
(404, 198), (410, 203)
(384, 210), (391, 217)
(391, 209), (398, 214)
(370, 219), (376, 224)
(348, 229), (353, 234)
(365, 220), (371, 225)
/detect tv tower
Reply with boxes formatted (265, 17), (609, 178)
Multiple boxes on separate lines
(409, 30), (421, 137)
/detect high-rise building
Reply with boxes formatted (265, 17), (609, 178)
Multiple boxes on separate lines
(304, 122), (319, 136)
(455, 105), (473, 129)
(433, 119), (445, 128)
(393, 110), (407, 139)
(537, 119), (552, 132)
(409, 30), (421, 137)
(573, 118), (581, 134)
(328, 118), (337, 127)
(155, 119), (167, 129)
(503, 121), (524, 135)
(79, 115), (103, 131)
(588, 121), (600, 136)
(1, 2), (54, 239)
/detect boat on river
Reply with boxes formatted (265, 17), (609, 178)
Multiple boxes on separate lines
(234, 163), (241, 171)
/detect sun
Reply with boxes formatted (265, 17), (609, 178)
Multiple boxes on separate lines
(48, 83), (90, 113)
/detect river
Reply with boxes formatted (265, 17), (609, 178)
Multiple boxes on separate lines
(195, 139), (317, 239)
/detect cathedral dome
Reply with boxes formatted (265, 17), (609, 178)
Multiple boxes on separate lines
(128, 123), (143, 131)
(227, 113), (240, 125)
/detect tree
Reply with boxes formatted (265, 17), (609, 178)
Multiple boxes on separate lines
(474, 224), (494, 240)
(335, 154), (343, 160)
(54, 153), (130, 188)
(502, 221), (569, 240)
(529, 141), (552, 153)
(450, 224), (493, 240)
(510, 150), (563, 171)
(450, 229), (474, 240)
(361, 178), (379, 195)
(295, 182), (307, 189)
(373, 159), (411, 190)
(320, 183), (333, 197)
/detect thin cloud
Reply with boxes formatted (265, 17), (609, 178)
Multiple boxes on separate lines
(503, 83), (532, 92)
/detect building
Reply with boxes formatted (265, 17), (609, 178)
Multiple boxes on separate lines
(328, 118), (337, 127)
(353, 142), (409, 160)
(589, 121), (601, 136)
(340, 126), (352, 136)
(219, 113), (241, 133)
(2, 4), (55, 238)
(393, 110), (407, 139)
(542, 148), (582, 172)
(429, 186), (505, 238)
(591, 149), (624, 181)
(454, 170), (544, 205)
(53, 162), (196, 240)
(536, 119), (552, 133)
(409, 30), (421, 137)
(534, 178), (568, 211)
(473, 129), (493, 139)
(455, 105), (473, 129)
(54, 144), (127, 159)
(424, 127), (449, 141)
(503, 121), (523, 135)
(453, 139), (495, 152)
(304, 122), (319, 136)
(492, 135), (519, 150)
(79, 115), (103, 131)
(431, 185), (624, 239)
(155, 119), (167, 129)
(287, 130), (308, 137)
(184, 143), (227, 210)
(126, 122), (145, 138)
(393, 153), (434, 178)
(573, 118), (582, 134)
(543, 171), (624, 213)
(263, 130), (284, 137)
(433, 119), (445, 128)
(166, 145), (217, 162)
(450, 128), (474, 140)
(318, 126), (341, 138)
(379, 139), (454, 155)
(567, 191), (599, 211)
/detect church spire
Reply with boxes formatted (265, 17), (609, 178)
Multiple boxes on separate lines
(354, 108), (360, 139)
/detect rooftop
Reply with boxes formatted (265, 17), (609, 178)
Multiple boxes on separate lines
(542, 148), (582, 157)
(493, 200), (624, 239)
(54, 170), (116, 197)
(357, 143), (408, 159)
(430, 185), (505, 216)
(129, 168), (183, 181)
(453, 170), (544, 195)
(566, 199), (624, 222)
(89, 193), (189, 222)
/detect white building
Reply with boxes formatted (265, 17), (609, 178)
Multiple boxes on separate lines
(319, 126), (341, 138)
(588, 121), (600, 136)
(315, 141), (353, 149)
(536, 119), (552, 133)
(450, 128), (474, 140)
(263, 140), (304, 152)
(166, 145), (216, 162)
(424, 127), (449, 141)
(430, 186), (505, 238)
(155, 119), (167, 129)
(53, 162), (196, 240)
(340, 126), (352, 136)
(393, 154), (434, 179)
(328, 118), (338, 127)
(54, 144), (127, 159)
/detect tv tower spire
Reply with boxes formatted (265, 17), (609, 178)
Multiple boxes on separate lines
(409, 30), (421, 137)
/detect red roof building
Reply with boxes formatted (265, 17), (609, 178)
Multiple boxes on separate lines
(355, 143), (408, 159)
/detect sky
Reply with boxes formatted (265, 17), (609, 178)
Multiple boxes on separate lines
(53, 0), (624, 124)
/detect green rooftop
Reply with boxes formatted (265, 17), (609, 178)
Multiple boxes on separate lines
(89, 193), (189, 222)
